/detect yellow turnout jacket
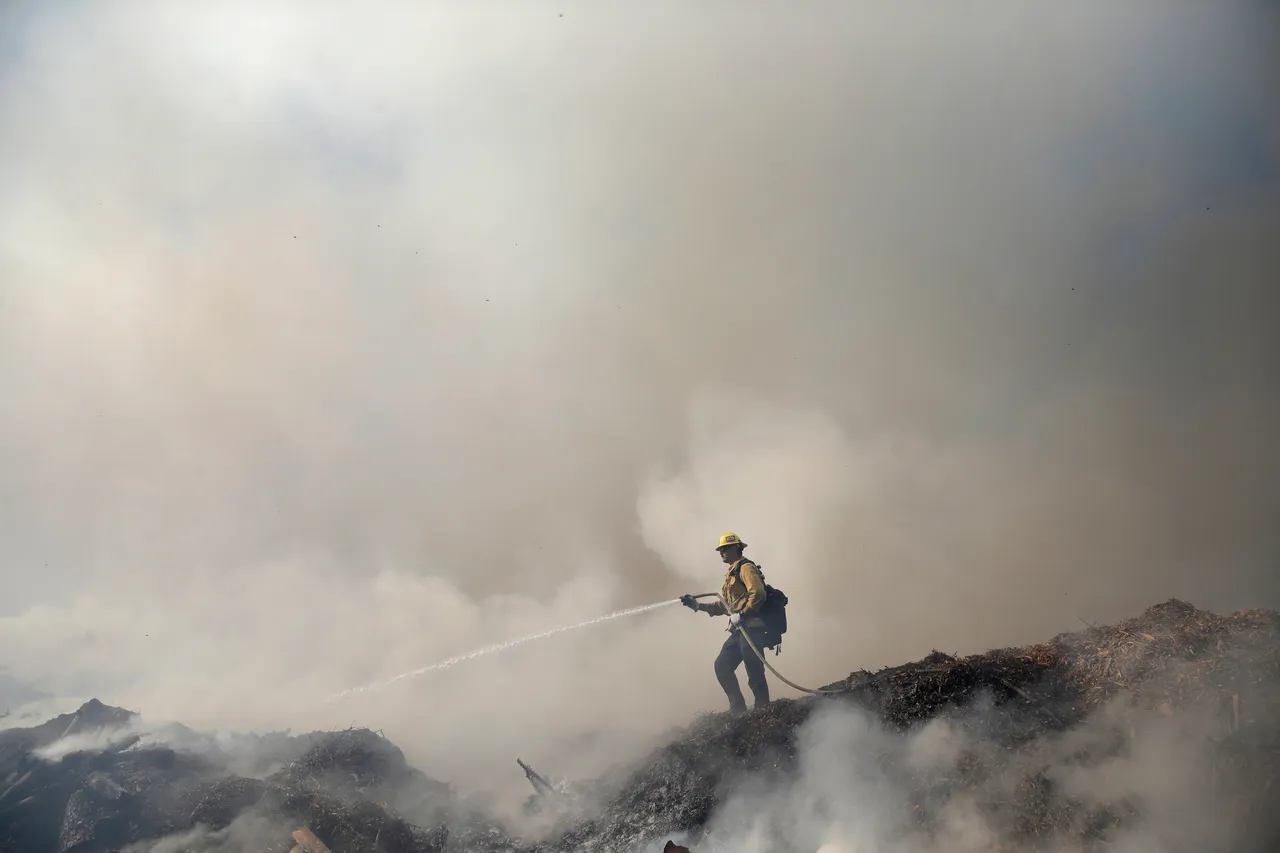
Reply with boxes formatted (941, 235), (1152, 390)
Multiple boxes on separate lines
(701, 559), (768, 627)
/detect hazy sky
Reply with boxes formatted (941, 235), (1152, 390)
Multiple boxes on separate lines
(1, 0), (1277, 802)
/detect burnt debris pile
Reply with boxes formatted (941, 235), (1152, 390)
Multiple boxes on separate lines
(0, 702), (218, 853)
(549, 700), (815, 852)
(0, 714), (469, 853)
(267, 727), (452, 813)
(1050, 598), (1280, 716)
(534, 599), (1279, 852)
(2, 599), (1277, 853)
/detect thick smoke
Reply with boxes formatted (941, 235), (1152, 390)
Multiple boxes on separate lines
(671, 696), (1252, 853)
(1, 0), (1277, 809)
(119, 813), (284, 853)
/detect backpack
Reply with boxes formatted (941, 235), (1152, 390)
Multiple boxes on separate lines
(731, 561), (789, 653)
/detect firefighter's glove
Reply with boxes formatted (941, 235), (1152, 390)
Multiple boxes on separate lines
(728, 612), (742, 628)
(680, 595), (697, 610)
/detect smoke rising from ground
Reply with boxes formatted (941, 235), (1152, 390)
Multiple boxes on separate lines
(676, 697), (1253, 853)
(1, 0), (1278, 805)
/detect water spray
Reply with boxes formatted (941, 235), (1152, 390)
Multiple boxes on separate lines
(325, 598), (682, 703)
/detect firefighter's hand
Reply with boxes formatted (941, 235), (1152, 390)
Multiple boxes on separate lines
(679, 595), (697, 610)
(729, 612), (742, 627)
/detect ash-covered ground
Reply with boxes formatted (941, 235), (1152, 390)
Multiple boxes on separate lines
(2, 599), (1277, 853)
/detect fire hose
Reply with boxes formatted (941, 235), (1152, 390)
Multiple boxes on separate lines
(687, 594), (1061, 719)
(690, 592), (847, 696)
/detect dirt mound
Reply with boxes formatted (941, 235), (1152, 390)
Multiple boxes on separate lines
(1, 734), (217, 853)
(0, 700), (135, 773)
(1048, 599), (1280, 715)
(270, 727), (448, 799)
(546, 701), (814, 852)
(257, 729), (456, 853)
(531, 599), (1280, 853)
(0, 720), (464, 853)
(184, 775), (270, 830)
(255, 780), (449, 853)
(816, 598), (1279, 736)
(2, 600), (1276, 853)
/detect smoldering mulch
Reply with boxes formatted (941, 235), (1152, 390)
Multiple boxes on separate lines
(535, 599), (1280, 853)
(1, 599), (1276, 853)
(0, 719), (468, 853)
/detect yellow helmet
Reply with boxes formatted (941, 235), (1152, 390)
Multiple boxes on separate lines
(716, 532), (746, 551)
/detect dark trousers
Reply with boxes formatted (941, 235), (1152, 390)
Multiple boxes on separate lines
(714, 626), (771, 713)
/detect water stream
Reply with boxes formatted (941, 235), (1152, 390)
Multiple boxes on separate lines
(325, 598), (680, 702)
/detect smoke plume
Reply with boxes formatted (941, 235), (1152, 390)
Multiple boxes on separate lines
(1, 0), (1277, 807)
(675, 696), (1255, 853)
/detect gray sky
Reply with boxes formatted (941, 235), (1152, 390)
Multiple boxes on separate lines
(1, 0), (1277, 805)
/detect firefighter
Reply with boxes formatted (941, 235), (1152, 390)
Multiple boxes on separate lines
(680, 532), (771, 714)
